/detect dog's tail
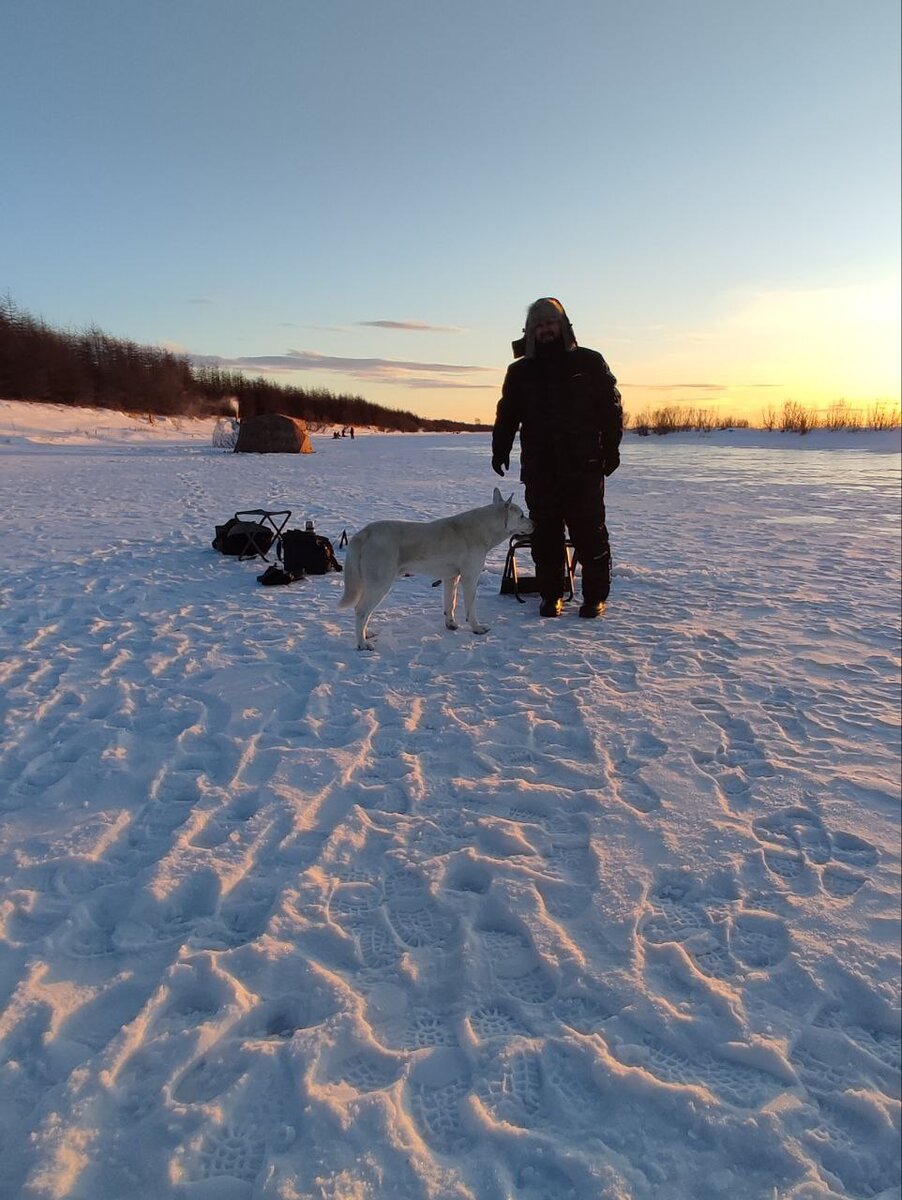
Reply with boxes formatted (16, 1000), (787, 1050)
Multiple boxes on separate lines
(337, 537), (362, 609)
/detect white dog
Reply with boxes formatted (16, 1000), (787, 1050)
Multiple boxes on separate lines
(339, 487), (534, 650)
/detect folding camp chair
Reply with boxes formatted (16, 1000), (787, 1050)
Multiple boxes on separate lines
(232, 509), (291, 561)
(500, 533), (576, 603)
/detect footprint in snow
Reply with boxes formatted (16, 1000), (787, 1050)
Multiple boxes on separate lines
(476, 1044), (544, 1126)
(468, 1001), (533, 1042)
(753, 805), (877, 897)
(181, 1119), (267, 1189)
(320, 1044), (402, 1092)
(621, 1033), (787, 1109)
(173, 1047), (253, 1104)
(406, 1047), (471, 1152)
(553, 992), (618, 1034)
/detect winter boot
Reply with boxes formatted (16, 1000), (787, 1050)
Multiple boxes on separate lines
(578, 599), (606, 619)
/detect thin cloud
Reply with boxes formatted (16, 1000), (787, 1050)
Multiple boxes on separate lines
(358, 320), (465, 333)
(191, 349), (494, 389)
(396, 378), (494, 390)
(276, 321), (466, 334)
(625, 382), (782, 391)
(287, 323), (354, 332)
(186, 297), (215, 306)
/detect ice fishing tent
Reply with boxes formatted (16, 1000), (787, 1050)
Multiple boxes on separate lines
(234, 413), (313, 454)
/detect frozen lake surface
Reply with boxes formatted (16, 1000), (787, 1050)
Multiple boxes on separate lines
(0, 403), (899, 1200)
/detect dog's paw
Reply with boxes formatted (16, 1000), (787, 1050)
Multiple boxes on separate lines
(471, 623), (490, 636)
(445, 618), (459, 631)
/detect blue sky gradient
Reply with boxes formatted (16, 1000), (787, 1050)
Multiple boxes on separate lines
(2, 0), (899, 422)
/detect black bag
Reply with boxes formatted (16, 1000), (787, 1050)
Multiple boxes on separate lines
(212, 517), (275, 559)
(282, 529), (343, 575)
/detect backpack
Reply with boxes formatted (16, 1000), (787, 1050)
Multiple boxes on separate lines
(212, 517), (275, 559)
(281, 529), (343, 576)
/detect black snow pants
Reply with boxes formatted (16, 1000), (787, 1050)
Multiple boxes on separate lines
(524, 475), (611, 604)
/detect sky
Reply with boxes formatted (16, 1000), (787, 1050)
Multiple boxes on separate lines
(2, 0), (900, 425)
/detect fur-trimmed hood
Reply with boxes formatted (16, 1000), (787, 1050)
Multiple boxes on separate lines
(511, 297), (577, 358)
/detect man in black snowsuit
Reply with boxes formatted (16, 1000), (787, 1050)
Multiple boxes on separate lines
(491, 297), (623, 619)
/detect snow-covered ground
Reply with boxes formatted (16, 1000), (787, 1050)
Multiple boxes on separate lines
(0, 400), (899, 1200)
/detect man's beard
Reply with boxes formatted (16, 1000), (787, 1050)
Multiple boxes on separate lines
(534, 335), (565, 359)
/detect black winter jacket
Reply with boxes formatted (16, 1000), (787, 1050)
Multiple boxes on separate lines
(492, 346), (623, 486)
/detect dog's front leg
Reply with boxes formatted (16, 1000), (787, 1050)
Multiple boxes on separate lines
(461, 572), (488, 635)
(443, 574), (460, 629)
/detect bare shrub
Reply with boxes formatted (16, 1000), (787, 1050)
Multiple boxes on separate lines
(866, 401), (902, 430)
(633, 410), (651, 436)
(652, 406), (681, 434)
(780, 401), (816, 434)
(823, 401), (863, 431)
(764, 400), (900, 433)
(627, 406), (750, 435)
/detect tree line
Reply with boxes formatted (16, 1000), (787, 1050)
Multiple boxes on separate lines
(0, 295), (482, 433)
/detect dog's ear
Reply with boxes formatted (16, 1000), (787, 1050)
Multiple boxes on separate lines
(506, 493), (514, 505)
(492, 486), (503, 504)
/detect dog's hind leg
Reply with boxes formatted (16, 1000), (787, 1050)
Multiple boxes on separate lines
(338, 539), (365, 610)
(355, 580), (394, 651)
(460, 571), (489, 635)
(355, 602), (376, 651)
(356, 598), (378, 650)
(443, 574), (461, 630)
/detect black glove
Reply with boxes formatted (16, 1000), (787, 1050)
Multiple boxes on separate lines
(492, 454), (509, 477)
(603, 450), (620, 477)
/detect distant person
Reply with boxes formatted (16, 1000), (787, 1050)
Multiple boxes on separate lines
(349, 426), (355, 439)
(491, 297), (623, 619)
